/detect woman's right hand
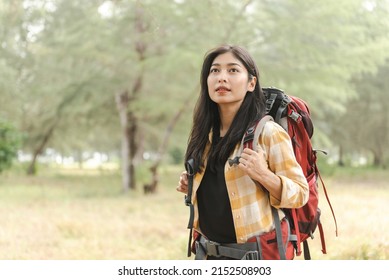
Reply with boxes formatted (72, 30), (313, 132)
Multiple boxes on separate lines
(176, 171), (188, 194)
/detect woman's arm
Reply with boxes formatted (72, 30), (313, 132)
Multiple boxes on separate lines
(239, 121), (309, 208)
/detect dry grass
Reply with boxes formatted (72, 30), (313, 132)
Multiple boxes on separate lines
(298, 171), (389, 260)
(0, 166), (387, 260)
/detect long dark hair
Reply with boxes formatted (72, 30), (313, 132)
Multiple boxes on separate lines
(185, 45), (266, 172)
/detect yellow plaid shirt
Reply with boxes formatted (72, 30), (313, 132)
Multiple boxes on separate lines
(191, 120), (309, 244)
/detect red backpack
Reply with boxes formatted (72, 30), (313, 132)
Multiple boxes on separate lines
(243, 87), (338, 259)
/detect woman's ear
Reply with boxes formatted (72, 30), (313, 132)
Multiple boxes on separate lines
(247, 76), (257, 92)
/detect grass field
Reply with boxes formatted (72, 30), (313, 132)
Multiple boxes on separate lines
(0, 165), (388, 260)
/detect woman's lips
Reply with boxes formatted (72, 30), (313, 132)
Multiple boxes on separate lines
(216, 86), (230, 93)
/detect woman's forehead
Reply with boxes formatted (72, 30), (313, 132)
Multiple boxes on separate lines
(212, 52), (243, 66)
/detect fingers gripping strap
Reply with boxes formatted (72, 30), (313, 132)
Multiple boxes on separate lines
(229, 116), (273, 167)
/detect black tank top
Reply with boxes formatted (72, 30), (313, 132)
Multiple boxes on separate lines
(197, 155), (237, 243)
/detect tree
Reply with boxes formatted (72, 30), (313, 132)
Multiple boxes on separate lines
(340, 60), (389, 168)
(1, 0), (389, 191)
(0, 0), (119, 174)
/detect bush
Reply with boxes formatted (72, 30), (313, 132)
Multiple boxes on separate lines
(0, 119), (21, 173)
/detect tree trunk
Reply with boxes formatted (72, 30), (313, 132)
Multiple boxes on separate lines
(338, 145), (345, 167)
(26, 90), (80, 175)
(372, 150), (383, 168)
(27, 125), (56, 175)
(143, 89), (197, 194)
(76, 149), (83, 170)
(144, 165), (158, 194)
(128, 111), (137, 190)
(116, 2), (151, 192)
(115, 90), (133, 192)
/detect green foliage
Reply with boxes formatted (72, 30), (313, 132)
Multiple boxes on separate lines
(0, 119), (21, 173)
(1, 0), (389, 175)
(329, 59), (389, 168)
(315, 152), (337, 177)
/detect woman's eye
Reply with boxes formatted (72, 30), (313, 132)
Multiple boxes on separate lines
(210, 68), (219, 73)
(229, 68), (239, 73)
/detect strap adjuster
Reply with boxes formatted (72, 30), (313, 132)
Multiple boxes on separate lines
(289, 110), (302, 122)
(206, 241), (220, 257)
(184, 195), (191, 206)
(242, 250), (259, 260)
(228, 156), (240, 167)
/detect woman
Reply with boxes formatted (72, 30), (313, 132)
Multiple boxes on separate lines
(177, 45), (309, 260)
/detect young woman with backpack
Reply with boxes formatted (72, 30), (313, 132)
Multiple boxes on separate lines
(176, 45), (309, 260)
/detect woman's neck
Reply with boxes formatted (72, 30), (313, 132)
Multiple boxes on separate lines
(218, 105), (239, 137)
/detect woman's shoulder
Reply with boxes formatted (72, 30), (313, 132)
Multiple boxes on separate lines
(261, 119), (290, 144)
(263, 119), (285, 133)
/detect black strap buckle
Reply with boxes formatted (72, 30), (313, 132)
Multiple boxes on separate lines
(228, 156), (240, 167)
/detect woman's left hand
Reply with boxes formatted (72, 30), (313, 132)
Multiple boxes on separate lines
(238, 148), (268, 180)
(238, 147), (282, 200)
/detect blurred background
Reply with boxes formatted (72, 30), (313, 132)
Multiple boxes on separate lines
(0, 0), (388, 260)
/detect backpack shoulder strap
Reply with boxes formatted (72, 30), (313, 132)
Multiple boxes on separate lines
(242, 115), (274, 152)
(246, 115), (288, 260)
(184, 158), (195, 257)
(228, 115), (273, 167)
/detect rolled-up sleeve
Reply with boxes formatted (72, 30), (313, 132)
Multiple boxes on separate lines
(259, 121), (309, 208)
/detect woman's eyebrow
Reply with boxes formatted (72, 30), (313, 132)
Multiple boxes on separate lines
(211, 62), (243, 67)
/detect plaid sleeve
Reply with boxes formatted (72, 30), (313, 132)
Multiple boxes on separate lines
(259, 121), (309, 208)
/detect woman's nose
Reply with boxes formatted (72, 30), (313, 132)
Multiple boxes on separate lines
(218, 71), (227, 82)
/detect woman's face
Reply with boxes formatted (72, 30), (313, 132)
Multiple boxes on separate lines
(207, 52), (256, 108)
